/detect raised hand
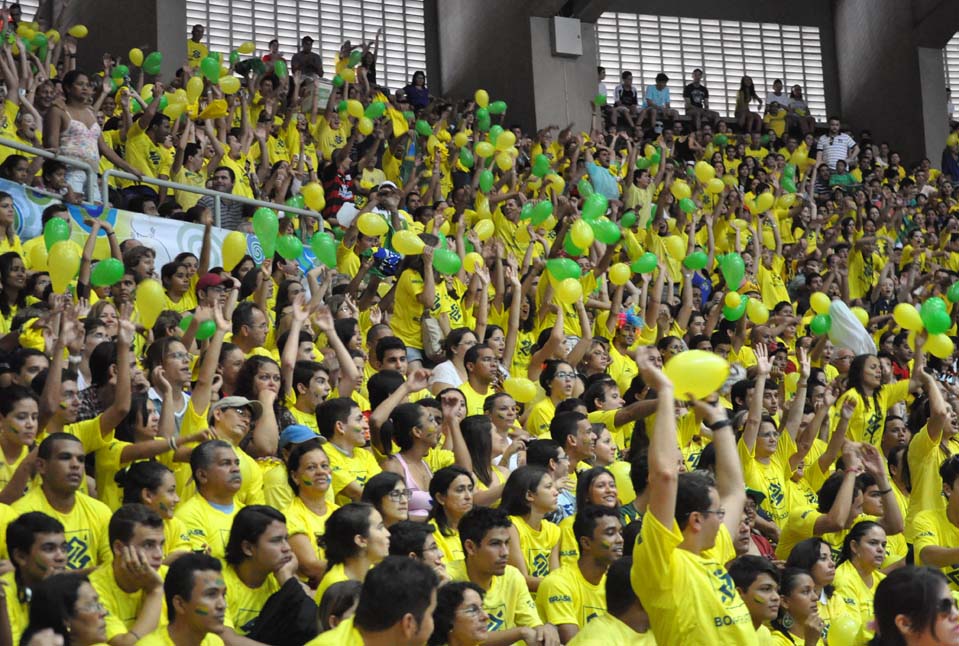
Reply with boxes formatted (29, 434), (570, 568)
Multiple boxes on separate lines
(754, 342), (771, 378)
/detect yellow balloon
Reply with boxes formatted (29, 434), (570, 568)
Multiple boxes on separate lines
(475, 142), (495, 159)
(949, 133), (959, 149)
(851, 306), (869, 327)
(438, 219), (451, 236)
(48, 241), (80, 293)
(706, 178), (725, 194)
(546, 174), (565, 196)
(664, 350), (730, 400)
(186, 76), (204, 103)
(222, 231), (247, 271)
(172, 89), (188, 105)
(129, 48), (144, 67)
(503, 377), (537, 404)
(358, 117), (374, 135)
(357, 212), (388, 237)
(746, 298), (769, 324)
(163, 101), (186, 120)
(474, 220), (494, 241)
(754, 191), (775, 213)
(29, 241), (48, 271)
(454, 131), (469, 148)
(135, 279), (165, 328)
(495, 131), (516, 152)
(495, 152), (513, 171)
(45, 29), (60, 44)
(731, 218), (749, 230)
(670, 180), (691, 201)
(302, 183), (325, 212)
(893, 303), (923, 332)
(790, 150), (808, 166)
(778, 192), (797, 208)
(347, 100), (364, 119)
(67, 24), (88, 38)
(694, 160), (715, 183)
(644, 144), (657, 158)
(810, 291), (831, 315)
(826, 615), (859, 646)
(341, 68), (356, 83)
(464, 252), (484, 273)
(556, 278), (583, 305)
(238, 41), (255, 55)
(570, 219), (594, 249)
(609, 263), (631, 286)
(219, 76), (240, 95)
(725, 292), (742, 308)
(393, 230), (425, 255)
(928, 333), (955, 359)
(474, 89), (489, 108)
(16, 25), (34, 40)
(664, 235), (685, 260)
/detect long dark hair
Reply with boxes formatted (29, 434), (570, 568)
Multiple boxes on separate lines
(873, 566), (952, 646)
(0, 251), (26, 316)
(838, 520), (883, 565)
(427, 466), (473, 536)
(461, 415), (494, 487)
(21, 572), (89, 644)
(847, 354), (882, 413)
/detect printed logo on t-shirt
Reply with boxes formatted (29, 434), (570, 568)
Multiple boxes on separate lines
(531, 551), (551, 577)
(66, 531), (92, 569)
(485, 603), (506, 632)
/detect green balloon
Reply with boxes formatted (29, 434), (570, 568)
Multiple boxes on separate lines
(477, 116), (491, 132)
(650, 152), (661, 164)
(519, 202), (534, 221)
(274, 60), (288, 79)
(591, 217), (621, 245)
(276, 234), (303, 261)
(683, 251), (708, 271)
(432, 248), (462, 275)
(230, 50), (240, 65)
(719, 253), (745, 290)
(532, 154), (550, 178)
(30, 33), (47, 51)
(200, 56), (220, 83)
(252, 207), (279, 257)
(143, 51), (163, 75)
(809, 313), (832, 335)
(784, 164), (796, 178)
(577, 178), (594, 197)
(415, 120), (432, 137)
(620, 211), (637, 228)
(488, 101), (507, 115)
(476, 108), (489, 122)
(338, 100), (348, 114)
(488, 125), (503, 146)
(285, 194), (305, 209)
(43, 218), (70, 252)
(923, 310), (952, 335)
(782, 178), (797, 193)
(348, 50), (363, 67)
(479, 170), (494, 193)
(178, 315), (194, 332)
(364, 101), (386, 119)
(635, 157), (651, 170)
(196, 320), (217, 341)
(546, 258), (581, 281)
(563, 234), (584, 257)
(724, 297), (749, 322)
(679, 197), (697, 214)
(310, 232), (337, 268)
(923, 296), (947, 313)
(90, 258), (124, 287)
(582, 193), (608, 221)
(459, 148), (474, 169)
(530, 201), (553, 225)
(111, 64), (129, 79)
(948, 282), (959, 304)
(332, 74), (345, 88)
(631, 252), (658, 274)
(713, 134), (729, 147)
(593, 93), (607, 107)
(402, 110), (415, 120)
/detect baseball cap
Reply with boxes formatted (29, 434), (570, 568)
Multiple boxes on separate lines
(302, 35), (314, 43)
(196, 272), (225, 293)
(376, 181), (399, 192)
(746, 487), (766, 505)
(279, 424), (326, 449)
(209, 396), (263, 422)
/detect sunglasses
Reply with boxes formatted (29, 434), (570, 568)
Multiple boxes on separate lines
(939, 597), (959, 615)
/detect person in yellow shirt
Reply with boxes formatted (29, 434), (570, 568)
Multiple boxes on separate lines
(284, 438), (337, 585)
(769, 568), (826, 646)
(138, 552), (227, 646)
(186, 25), (208, 68)
(203, 396), (266, 506)
(630, 349), (757, 645)
(503, 465), (561, 592)
(313, 502), (391, 604)
(318, 397), (382, 504)
(430, 581), (491, 646)
(461, 345), (496, 416)
(222, 505), (300, 635)
(448, 506), (560, 645)
(123, 86), (173, 188)
(836, 353), (921, 449)
(90, 504), (166, 645)
(567, 556), (656, 645)
(5, 512), (69, 646)
(727, 555), (781, 640)
(119, 461), (192, 561)
(537, 506), (622, 642)
(305, 556), (441, 646)
(173, 440), (245, 558)
(386, 520), (450, 583)
(526, 360), (576, 438)
(913, 455), (959, 588)
(833, 521), (887, 644)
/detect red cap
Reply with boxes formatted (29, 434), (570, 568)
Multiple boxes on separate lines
(196, 272), (225, 293)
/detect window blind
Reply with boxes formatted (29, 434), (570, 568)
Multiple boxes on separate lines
(596, 12), (827, 122)
(944, 32), (959, 120)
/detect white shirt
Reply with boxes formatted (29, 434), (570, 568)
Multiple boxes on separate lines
(818, 132), (857, 169)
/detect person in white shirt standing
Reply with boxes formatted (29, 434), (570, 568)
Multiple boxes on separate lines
(816, 116), (859, 170)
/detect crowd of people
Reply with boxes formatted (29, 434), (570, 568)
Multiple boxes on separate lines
(0, 3), (958, 646)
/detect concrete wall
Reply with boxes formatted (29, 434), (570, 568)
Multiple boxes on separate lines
(603, 0), (840, 118)
(919, 46), (948, 166)
(529, 17), (597, 132)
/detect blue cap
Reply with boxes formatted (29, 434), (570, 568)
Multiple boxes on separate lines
(278, 424), (325, 449)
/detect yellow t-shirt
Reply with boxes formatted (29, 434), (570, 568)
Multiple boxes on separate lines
(906, 428), (959, 535)
(304, 616), (362, 646)
(536, 563), (606, 629)
(526, 397), (556, 439)
(124, 122), (172, 181)
(607, 345), (638, 397)
(173, 166), (206, 210)
(314, 561), (357, 605)
(461, 381), (491, 416)
(187, 40), (208, 68)
(173, 494), (243, 559)
(511, 515), (560, 579)
(90, 563), (169, 641)
(567, 611), (657, 645)
(325, 443), (382, 506)
(390, 269), (427, 350)
(163, 516), (191, 556)
(434, 526), (463, 564)
(832, 560), (883, 643)
(3, 572), (28, 646)
(912, 507), (959, 590)
(448, 560), (543, 633)
(140, 627), (224, 646)
(632, 513), (757, 645)
(313, 116), (352, 161)
(559, 515), (579, 567)
(738, 433), (795, 526)
(285, 496), (338, 563)
(11, 489), (111, 570)
(222, 563), (280, 635)
(833, 380), (910, 448)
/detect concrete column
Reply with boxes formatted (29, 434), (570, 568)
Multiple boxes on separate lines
(530, 17), (597, 132)
(918, 47), (948, 167)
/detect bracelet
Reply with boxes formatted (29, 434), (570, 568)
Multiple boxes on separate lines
(107, 231), (116, 237)
(706, 419), (732, 431)
(845, 467), (861, 474)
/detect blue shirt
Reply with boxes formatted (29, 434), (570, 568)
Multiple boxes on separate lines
(645, 85), (670, 108)
(586, 161), (621, 200)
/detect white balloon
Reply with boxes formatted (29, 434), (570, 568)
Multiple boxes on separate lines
(336, 203), (359, 227)
(828, 300), (876, 356)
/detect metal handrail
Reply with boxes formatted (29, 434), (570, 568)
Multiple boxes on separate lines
(0, 135), (97, 198)
(101, 169), (321, 229)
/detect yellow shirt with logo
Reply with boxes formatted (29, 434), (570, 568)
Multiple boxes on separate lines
(173, 494), (243, 559)
(285, 496), (338, 563)
(912, 507), (959, 589)
(567, 611), (657, 645)
(90, 563), (169, 641)
(536, 563), (606, 629)
(325, 444), (382, 505)
(222, 563), (280, 635)
(511, 515), (560, 579)
(448, 560), (543, 633)
(187, 40), (208, 67)
(11, 488), (111, 570)
(832, 560), (883, 644)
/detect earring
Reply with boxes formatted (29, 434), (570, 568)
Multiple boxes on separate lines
(780, 611), (793, 629)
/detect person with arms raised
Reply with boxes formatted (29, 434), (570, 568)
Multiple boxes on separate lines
(630, 347), (756, 645)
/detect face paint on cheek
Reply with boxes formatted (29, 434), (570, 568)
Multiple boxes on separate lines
(34, 558), (47, 572)
(301, 478), (314, 487)
(194, 606), (210, 616)
(753, 596), (766, 604)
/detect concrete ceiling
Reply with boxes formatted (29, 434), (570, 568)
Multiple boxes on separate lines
(911, 0), (959, 48)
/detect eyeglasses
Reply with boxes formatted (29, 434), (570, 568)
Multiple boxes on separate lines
(701, 508), (726, 520)
(387, 489), (413, 501)
(554, 371), (576, 380)
(939, 597), (959, 615)
(458, 604), (485, 618)
(166, 351), (190, 361)
(227, 406), (252, 418)
(76, 600), (107, 615)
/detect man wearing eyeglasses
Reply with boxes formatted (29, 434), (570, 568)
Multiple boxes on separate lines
(816, 116), (859, 170)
